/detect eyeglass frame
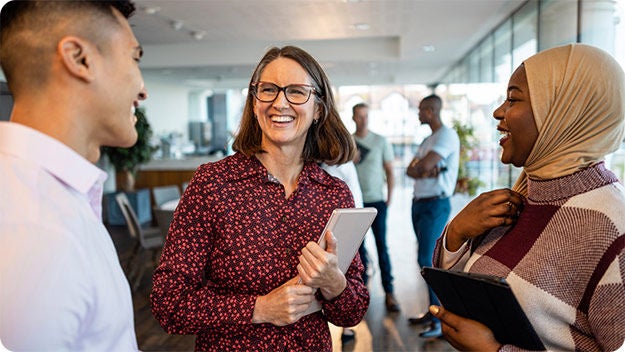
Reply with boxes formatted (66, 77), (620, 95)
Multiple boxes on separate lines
(250, 81), (319, 105)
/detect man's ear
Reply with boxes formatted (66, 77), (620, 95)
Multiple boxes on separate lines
(58, 36), (96, 82)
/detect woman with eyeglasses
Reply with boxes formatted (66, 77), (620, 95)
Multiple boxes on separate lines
(151, 46), (369, 351)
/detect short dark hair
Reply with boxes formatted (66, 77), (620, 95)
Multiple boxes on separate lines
(352, 103), (368, 115)
(422, 94), (442, 109)
(1, 0), (136, 92)
(232, 46), (356, 165)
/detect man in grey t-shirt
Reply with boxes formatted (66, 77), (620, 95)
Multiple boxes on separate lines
(352, 103), (400, 312)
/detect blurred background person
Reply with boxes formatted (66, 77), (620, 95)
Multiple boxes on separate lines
(352, 102), (400, 312)
(406, 94), (459, 338)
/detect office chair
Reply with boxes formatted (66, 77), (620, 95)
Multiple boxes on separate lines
(153, 207), (175, 238)
(115, 193), (164, 291)
(151, 185), (180, 207)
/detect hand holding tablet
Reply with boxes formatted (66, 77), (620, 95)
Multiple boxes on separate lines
(299, 208), (377, 315)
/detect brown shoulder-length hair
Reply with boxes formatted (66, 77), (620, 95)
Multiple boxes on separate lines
(232, 45), (355, 165)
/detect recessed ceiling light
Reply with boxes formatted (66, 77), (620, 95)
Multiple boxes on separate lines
(192, 31), (206, 40)
(422, 45), (436, 53)
(351, 23), (370, 31)
(170, 20), (183, 31)
(143, 6), (161, 15)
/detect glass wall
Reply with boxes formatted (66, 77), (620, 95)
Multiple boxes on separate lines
(539, 0), (578, 50)
(434, 0), (625, 190)
(229, 0), (625, 192)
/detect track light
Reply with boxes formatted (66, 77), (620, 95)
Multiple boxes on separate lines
(192, 31), (206, 40)
(170, 20), (183, 31)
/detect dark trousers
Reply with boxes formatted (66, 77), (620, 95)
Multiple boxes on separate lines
(362, 200), (394, 294)
(411, 196), (451, 311)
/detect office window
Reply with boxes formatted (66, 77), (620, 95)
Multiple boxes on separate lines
(494, 19), (513, 84)
(479, 37), (494, 83)
(468, 50), (480, 83)
(539, 0), (578, 50)
(581, 0), (618, 53)
(512, 0), (538, 67)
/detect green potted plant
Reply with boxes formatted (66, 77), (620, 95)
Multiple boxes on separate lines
(102, 107), (157, 192)
(452, 120), (484, 196)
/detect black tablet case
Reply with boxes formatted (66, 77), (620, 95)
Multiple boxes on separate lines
(421, 267), (545, 350)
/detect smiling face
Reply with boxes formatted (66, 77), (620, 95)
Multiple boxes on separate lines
(252, 57), (318, 152)
(493, 65), (539, 167)
(94, 9), (147, 148)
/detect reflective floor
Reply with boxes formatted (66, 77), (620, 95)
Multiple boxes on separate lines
(110, 184), (470, 351)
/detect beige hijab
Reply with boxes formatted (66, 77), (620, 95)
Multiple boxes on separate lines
(512, 44), (625, 195)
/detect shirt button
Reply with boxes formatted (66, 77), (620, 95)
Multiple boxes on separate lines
(281, 216), (287, 223)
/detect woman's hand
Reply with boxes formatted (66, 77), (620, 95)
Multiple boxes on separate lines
(251, 277), (315, 326)
(446, 188), (525, 251)
(430, 305), (502, 352)
(297, 231), (347, 300)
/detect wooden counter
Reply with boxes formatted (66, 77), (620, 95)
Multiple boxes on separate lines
(135, 156), (223, 190)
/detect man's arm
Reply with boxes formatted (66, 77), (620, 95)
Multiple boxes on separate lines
(383, 160), (394, 205)
(406, 151), (442, 179)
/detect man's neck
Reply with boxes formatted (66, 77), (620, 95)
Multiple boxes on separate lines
(10, 94), (99, 163)
(355, 128), (369, 138)
(429, 119), (443, 133)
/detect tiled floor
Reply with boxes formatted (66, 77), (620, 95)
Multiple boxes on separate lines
(110, 182), (471, 351)
(332, 184), (469, 352)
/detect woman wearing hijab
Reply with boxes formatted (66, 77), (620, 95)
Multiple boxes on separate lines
(150, 46), (369, 351)
(428, 44), (625, 351)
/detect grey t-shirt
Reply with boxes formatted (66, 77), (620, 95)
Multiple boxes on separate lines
(353, 131), (394, 203)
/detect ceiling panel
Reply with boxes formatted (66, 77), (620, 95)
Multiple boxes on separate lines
(130, 0), (526, 88)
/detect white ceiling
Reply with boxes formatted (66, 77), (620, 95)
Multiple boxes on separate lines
(131, 0), (526, 89)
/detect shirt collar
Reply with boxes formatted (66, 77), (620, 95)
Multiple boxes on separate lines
(234, 152), (334, 187)
(0, 122), (107, 216)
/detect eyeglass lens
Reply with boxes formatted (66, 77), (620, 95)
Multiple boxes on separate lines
(253, 82), (314, 105)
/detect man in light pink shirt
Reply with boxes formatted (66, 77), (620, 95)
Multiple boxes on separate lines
(0, 1), (147, 350)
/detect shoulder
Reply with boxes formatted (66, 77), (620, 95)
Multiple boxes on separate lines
(193, 152), (261, 187)
(439, 126), (459, 141)
(321, 162), (357, 181)
(310, 163), (351, 195)
(567, 182), (625, 230)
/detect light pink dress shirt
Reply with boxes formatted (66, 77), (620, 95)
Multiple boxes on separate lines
(0, 122), (138, 351)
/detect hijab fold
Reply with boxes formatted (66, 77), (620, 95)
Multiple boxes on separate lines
(513, 44), (625, 195)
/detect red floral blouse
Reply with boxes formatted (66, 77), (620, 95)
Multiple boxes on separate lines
(151, 152), (369, 351)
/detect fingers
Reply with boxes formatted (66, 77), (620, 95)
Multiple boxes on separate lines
(430, 305), (458, 331)
(298, 236), (337, 286)
(483, 188), (524, 206)
(285, 276), (303, 286)
(483, 188), (524, 221)
(324, 231), (337, 255)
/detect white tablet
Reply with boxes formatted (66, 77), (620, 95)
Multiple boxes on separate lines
(317, 207), (377, 272)
(302, 207), (377, 315)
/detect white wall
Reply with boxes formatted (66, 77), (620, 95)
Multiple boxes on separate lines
(142, 78), (190, 140)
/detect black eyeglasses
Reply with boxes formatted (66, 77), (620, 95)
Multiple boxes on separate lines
(250, 81), (317, 105)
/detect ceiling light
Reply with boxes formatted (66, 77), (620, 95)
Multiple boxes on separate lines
(351, 23), (370, 31)
(422, 45), (436, 53)
(143, 6), (160, 15)
(170, 20), (183, 31)
(192, 31), (206, 40)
